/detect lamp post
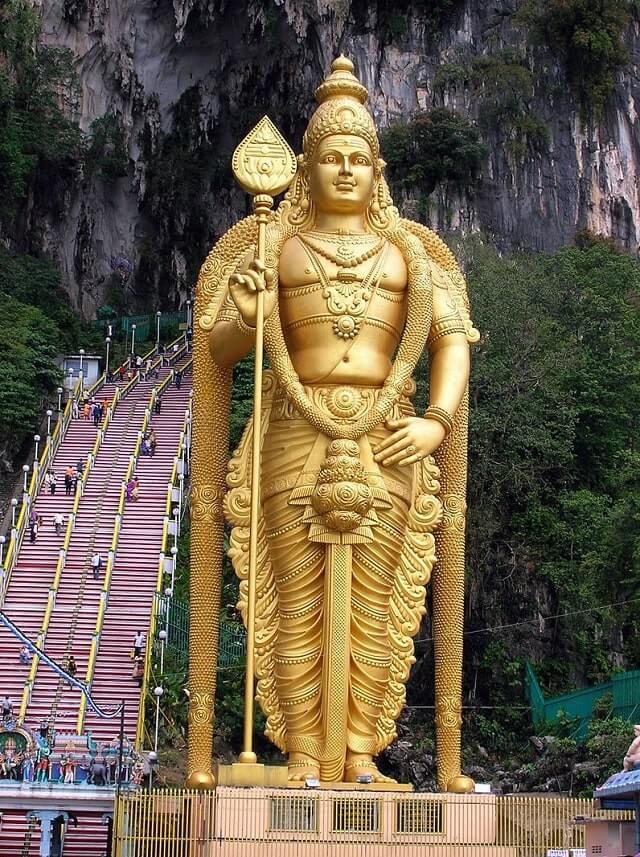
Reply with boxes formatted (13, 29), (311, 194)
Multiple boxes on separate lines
(57, 387), (63, 412)
(105, 337), (111, 377)
(46, 410), (53, 437)
(0, 535), (5, 566)
(131, 324), (137, 357)
(170, 545), (178, 594)
(22, 465), (30, 494)
(11, 498), (18, 528)
(178, 472), (184, 524)
(156, 311), (161, 351)
(33, 435), (41, 461)
(172, 506), (179, 550)
(79, 349), (85, 394)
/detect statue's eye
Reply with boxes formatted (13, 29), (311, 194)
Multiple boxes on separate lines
(324, 155), (336, 163)
(355, 157), (368, 165)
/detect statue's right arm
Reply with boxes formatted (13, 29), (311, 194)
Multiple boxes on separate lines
(209, 313), (255, 368)
(208, 248), (276, 368)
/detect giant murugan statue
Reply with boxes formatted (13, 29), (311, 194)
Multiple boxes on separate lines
(189, 57), (478, 791)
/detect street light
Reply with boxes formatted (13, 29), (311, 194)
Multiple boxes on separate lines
(22, 465), (30, 493)
(46, 410), (53, 436)
(156, 311), (162, 350)
(33, 435), (41, 461)
(0, 535), (5, 566)
(105, 337), (111, 376)
(57, 387), (63, 412)
(131, 324), (137, 356)
(11, 498), (18, 527)
(172, 506), (180, 549)
(79, 349), (85, 393)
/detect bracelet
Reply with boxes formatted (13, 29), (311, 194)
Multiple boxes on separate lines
(235, 314), (256, 336)
(424, 405), (454, 436)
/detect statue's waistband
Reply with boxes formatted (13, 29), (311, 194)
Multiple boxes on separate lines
(271, 379), (416, 423)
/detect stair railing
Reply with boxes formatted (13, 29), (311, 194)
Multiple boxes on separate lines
(0, 385), (82, 605)
(89, 339), (163, 395)
(135, 384), (192, 749)
(17, 388), (122, 723)
(76, 369), (175, 734)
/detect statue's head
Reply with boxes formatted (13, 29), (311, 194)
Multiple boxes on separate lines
(282, 56), (397, 231)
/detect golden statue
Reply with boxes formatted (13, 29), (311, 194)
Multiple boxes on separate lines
(189, 56), (479, 791)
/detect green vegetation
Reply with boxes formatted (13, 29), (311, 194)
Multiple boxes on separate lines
(0, 0), (82, 222)
(380, 108), (487, 195)
(85, 114), (128, 182)
(0, 251), (71, 448)
(462, 238), (640, 701)
(435, 51), (549, 158)
(516, 0), (634, 120)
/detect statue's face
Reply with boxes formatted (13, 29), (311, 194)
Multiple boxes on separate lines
(308, 134), (376, 215)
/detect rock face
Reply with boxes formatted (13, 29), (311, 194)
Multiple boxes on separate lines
(25, 0), (640, 315)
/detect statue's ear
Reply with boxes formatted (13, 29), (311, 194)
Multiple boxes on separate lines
(377, 158), (387, 175)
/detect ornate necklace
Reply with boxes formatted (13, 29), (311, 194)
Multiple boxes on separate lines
(298, 238), (387, 340)
(298, 233), (384, 271)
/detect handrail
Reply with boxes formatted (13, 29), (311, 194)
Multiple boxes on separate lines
(77, 374), (172, 735)
(135, 388), (191, 749)
(0, 386), (80, 605)
(17, 389), (121, 723)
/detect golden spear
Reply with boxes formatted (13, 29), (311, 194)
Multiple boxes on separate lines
(231, 117), (296, 768)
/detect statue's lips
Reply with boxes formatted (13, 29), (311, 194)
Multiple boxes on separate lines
(335, 182), (356, 191)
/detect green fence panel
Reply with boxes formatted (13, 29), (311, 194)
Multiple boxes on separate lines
(526, 661), (640, 737)
(154, 594), (246, 668)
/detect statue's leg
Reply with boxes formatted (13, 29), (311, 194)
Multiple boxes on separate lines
(346, 430), (412, 782)
(262, 421), (324, 780)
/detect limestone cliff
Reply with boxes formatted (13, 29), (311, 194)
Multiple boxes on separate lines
(24, 0), (640, 315)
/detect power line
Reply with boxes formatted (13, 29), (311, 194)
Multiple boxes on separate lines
(414, 596), (640, 644)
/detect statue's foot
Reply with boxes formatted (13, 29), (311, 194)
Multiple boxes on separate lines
(344, 754), (395, 784)
(287, 754), (320, 782)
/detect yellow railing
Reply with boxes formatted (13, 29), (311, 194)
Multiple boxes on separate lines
(17, 388), (121, 723)
(134, 369), (192, 749)
(112, 790), (634, 857)
(0, 387), (80, 604)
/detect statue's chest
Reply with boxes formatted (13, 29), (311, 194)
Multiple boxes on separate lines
(279, 263), (406, 343)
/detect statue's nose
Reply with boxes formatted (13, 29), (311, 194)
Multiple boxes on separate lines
(339, 156), (353, 175)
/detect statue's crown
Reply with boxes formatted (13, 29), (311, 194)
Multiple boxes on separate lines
(303, 56), (379, 161)
(314, 56), (368, 105)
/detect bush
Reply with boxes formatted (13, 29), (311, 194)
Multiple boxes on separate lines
(0, 0), (82, 222)
(517, 0), (633, 120)
(380, 107), (487, 195)
(85, 114), (128, 182)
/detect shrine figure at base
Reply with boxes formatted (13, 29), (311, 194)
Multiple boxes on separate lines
(193, 57), (478, 789)
(623, 725), (640, 771)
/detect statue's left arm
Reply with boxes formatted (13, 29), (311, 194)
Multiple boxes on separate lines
(374, 280), (470, 467)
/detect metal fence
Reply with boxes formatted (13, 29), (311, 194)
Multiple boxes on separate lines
(113, 788), (633, 857)
(526, 662), (640, 738)
(92, 310), (188, 341)
(152, 596), (245, 667)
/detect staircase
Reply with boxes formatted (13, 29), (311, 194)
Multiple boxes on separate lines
(0, 415), (99, 722)
(21, 377), (160, 733)
(0, 344), (192, 857)
(85, 367), (192, 742)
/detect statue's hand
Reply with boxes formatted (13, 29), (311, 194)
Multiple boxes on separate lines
(228, 249), (276, 327)
(373, 417), (446, 467)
